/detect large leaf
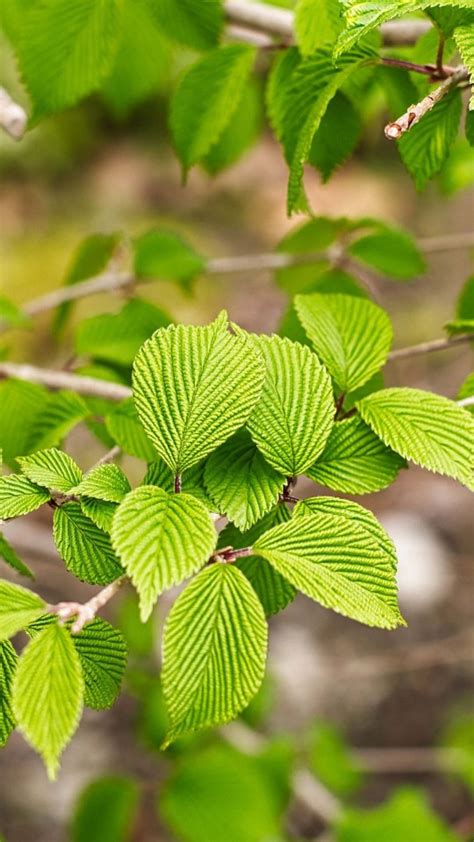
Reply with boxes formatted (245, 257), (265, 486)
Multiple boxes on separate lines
(17, 448), (82, 493)
(72, 618), (127, 710)
(307, 416), (405, 493)
(0, 475), (50, 520)
(71, 775), (139, 842)
(357, 388), (474, 488)
(254, 511), (404, 628)
(0, 532), (34, 579)
(162, 564), (267, 744)
(295, 293), (393, 392)
(0, 580), (46, 641)
(111, 486), (216, 620)
(0, 380), (47, 468)
(12, 623), (84, 779)
(53, 503), (124, 584)
(204, 429), (286, 530)
(242, 333), (334, 476)
(170, 45), (256, 173)
(71, 463), (131, 503)
(295, 0), (343, 54)
(17, 0), (123, 118)
(150, 0), (223, 50)
(399, 90), (462, 190)
(0, 640), (17, 747)
(132, 312), (264, 475)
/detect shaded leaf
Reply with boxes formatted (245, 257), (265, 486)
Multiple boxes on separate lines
(72, 618), (127, 710)
(54, 502), (124, 584)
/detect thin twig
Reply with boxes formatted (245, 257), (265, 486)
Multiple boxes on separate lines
(388, 333), (474, 360)
(0, 87), (27, 140)
(48, 575), (127, 634)
(0, 361), (132, 400)
(23, 271), (134, 317)
(458, 395), (474, 408)
(93, 444), (122, 467)
(385, 66), (469, 139)
(380, 56), (457, 78)
(354, 746), (464, 774)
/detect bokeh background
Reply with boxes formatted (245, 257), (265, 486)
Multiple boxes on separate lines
(1, 11), (473, 841)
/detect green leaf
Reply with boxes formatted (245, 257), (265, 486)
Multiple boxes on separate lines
(274, 216), (349, 294)
(295, 292), (393, 392)
(335, 786), (462, 842)
(357, 388), (474, 488)
(17, 0), (123, 119)
(457, 275), (474, 319)
(162, 564), (267, 744)
(204, 428), (286, 530)
(202, 81), (263, 174)
(54, 502), (124, 584)
(71, 775), (139, 842)
(428, 7), (474, 37)
(441, 713), (474, 794)
(72, 618), (127, 710)
(282, 44), (377, 213)
(28, 390), (89, 452)
(458, 371), (474, 413)
(12, 623), (84, 779)
(254, 509), (404, 629)
(266, 46), (302, 144)
(0, 580), (46, 641)
(0, 640), (17, 746)
(143, 459), (214, 509)
(308, 92), (362, 182)
(466, 110), (474, 145)
(219, 505), (296, 616)
(309, 721), (363, 796)
(399, 90), (463, 190)
(105, 399), (157, 461)
(17, 448), (82, 493)
(0, 532), (34, 578)
(454, 25), (474, 109)
(0, 474), (50, 519)
(0, 379), (47, 468)
(348, 224), (426, 279)
(111, 486), (216, 621)
(150, 0), (223, 51)
(133, 229), (205, 288)
(75, 298), (172, 367)
(160, 744), (281, 842)
(295, 0), (343, 54)
(71, 463), (130, 503)
(242, 333), (334, 476)
(308, 416), (405, 493)
(0, 295), (29, 329)
(170, 45), (256, 173)
(132, 312), (264, 475)
(81, 498), (117, 532)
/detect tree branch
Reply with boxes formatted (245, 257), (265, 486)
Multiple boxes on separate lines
(385, 66), (469, 139)
(0, 87), (27, 141)
(0, 361), (132, 400)
(388, 333), (474, 360)
(48, 575), (127, 634)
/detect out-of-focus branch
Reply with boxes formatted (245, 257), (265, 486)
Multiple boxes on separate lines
(0, 361), (131, 400)
(355, 746), (464, 774)
(388, 333), (474, 360)
(385, 66), (469, 139)
(458, 395), (474, 408)
(23, 271), (134, 317)
(0, 87), (27, 140)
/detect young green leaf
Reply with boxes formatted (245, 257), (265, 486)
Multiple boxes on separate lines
(254, 511), (404, 629)
(454, 25), (474, 109)
(71, 775), (140, 842)
(105, 399), (158, 462)
(295, 293), (393, 392)
(204, 428), (286, 530)
(0, 640), (17, 746)
(170, 45), (256, 173)
(28, 390), (89, 452)
(111, 486), (216, 621)
(149, 0), (223, 51)
(399, 90), (462, 190)
(162, 564), (267, 745)
(0, 580), (46, 641)
(295, 0), (343, 54)
(54, 503), (124, 584)
(17, 448), (82, 493)
(307, 416), (405, 493)
(357, 388), (474, 489)
(133, 229), (205, 288)
(17, 0), (123, 119)
(0, 532), (34, 579)
(71, 463), (131, 503)
(348, 224), (426, 279)
(132, 312), (264, 475)
(12, 622), (84, 779)
(0, 475), (50, 520)
(241, 333), (334, 476)
(72, 618), (127, 710)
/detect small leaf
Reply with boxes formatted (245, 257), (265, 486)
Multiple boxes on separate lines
(348, 224), (426, 279)
(132, 312), (264, 474)
(13, 623), (84, 779)
(357, 388), (474, 488)
(0, 580), (46, 641)
(72, 463), (131, 503)
(133, 229), (205, 289)
(308, 416), (405, 494)
(204, 428), (286, 530)
(295, 292), (393, 392)
(170, 45), (256, 173)
(0, 474), (50, 520)
(254, 511), (404, 629)
(162, 564), (267, 744)
(242, 333), (334, 476)
(54, 502), (124, 584)
(105, 399), (157, 462)
(111, 486), (216, 621)
(17, 448), (82, 493)
(0, 532), (34, 578)
(71, 775), (139, 842)
(72, 618), (127, 710)
(0, 640), (17, 747)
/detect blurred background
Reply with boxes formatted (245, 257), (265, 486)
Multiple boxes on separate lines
(1, 7), (473, 841)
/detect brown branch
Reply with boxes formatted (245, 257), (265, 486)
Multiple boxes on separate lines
(385, 66), (469, 139)
(0, 87), (27, 140)
(0, 361), (132, 400)
(388, 333), (474, 361)
(354, 746), (464, 774)
(380, 56), (457, 78)
(23, 271), (134, 317)
(48, 575), (127, 634)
